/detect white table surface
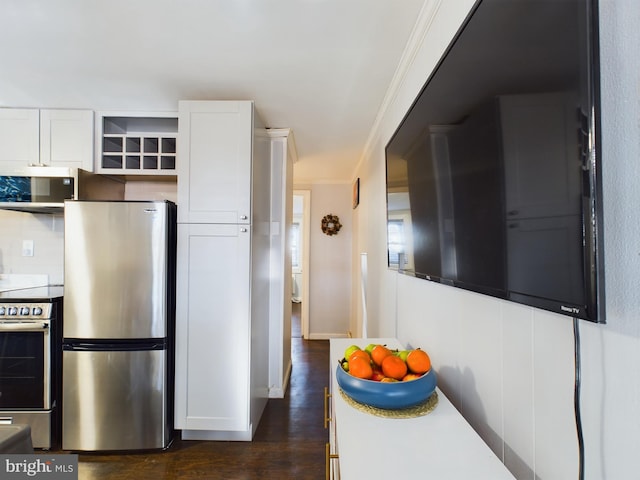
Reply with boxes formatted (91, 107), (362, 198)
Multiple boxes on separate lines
(330, 338), (516, 479)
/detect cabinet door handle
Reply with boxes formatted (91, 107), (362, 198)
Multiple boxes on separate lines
(240, 228), (248, 233)
(240, 215), (248, 220)
(323, 386), (332, 429)
(325, 442), (339, 480)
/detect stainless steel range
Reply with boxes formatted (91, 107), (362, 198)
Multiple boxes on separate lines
(0, 286), (63, 450)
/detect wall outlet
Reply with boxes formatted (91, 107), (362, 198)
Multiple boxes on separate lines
(22, 240), (34, 257)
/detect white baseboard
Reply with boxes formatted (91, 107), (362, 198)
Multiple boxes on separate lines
(307, 333), (350, 340)
(268, 360), (292, 398)
(181, 427), (253, 442)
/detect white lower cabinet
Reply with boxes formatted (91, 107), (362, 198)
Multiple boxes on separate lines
(325, 385), (340, 479)
(329, 338), (517, 479)
(174, 223), (253, 437)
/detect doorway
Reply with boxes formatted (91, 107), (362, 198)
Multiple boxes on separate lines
(292, 190), (310, 338)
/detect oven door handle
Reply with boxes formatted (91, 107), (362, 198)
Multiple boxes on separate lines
(0, 322), (49, 331)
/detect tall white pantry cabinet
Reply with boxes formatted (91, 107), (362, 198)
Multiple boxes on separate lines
(174, 100), (271, 440)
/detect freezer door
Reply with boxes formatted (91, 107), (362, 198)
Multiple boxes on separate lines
(64, 201), (172, 339)
(62, 348), (171, 451)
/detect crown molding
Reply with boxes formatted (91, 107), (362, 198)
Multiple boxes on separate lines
(267, 127), (299, 164)
(354, 0), (444, 175)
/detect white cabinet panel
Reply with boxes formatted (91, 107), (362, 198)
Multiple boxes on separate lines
(0, 108), (39, 168)
(40, 109), (94, 170)
(177, 101), (253, 224)
(174, 223), (251, 432)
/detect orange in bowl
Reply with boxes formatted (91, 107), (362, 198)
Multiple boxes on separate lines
(348, 356), (373, 379)
(407, 349), (431, 374)
(370, 344), (393, 366)
(381, 355), (407, 380)
(348, 349), (371, 363)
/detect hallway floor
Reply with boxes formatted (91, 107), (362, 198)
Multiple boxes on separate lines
(76, 338), (329, 479)
(292, 301), (301, 338)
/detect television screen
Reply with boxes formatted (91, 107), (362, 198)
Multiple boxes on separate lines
(385, 0), (605, 322)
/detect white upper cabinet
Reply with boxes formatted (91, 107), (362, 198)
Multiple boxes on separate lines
(0, 108), (94, 171)
(177, 101), (253, 224)
(40, 109), (94, 171)
(0, 108), (39, 168)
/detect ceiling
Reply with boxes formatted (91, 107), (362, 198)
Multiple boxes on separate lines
(0, 0), (425, 184)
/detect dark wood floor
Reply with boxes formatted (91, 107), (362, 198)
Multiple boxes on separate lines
(292, 301), (302, 338)
(76, 337), (329, 479)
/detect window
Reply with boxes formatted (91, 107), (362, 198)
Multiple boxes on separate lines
(387, 219), (407, 267)
(291, 222), (300, 268)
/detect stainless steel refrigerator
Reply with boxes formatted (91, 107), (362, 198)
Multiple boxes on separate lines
(62, 200), (176, 451)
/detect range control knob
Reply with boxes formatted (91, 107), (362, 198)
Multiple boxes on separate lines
(7, 307), (18, 316)
(32, 307), (43, 316)
(19, 307), (30, 316)
(0, 306), (5, 315)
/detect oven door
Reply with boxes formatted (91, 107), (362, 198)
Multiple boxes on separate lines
(0, 320), (50, 409)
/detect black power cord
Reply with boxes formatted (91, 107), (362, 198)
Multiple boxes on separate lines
(573, 316), (585, 480)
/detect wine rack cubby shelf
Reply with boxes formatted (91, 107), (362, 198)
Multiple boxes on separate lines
(97, 113), (178, 175)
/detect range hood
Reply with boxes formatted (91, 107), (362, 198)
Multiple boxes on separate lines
(0, 167), (125, 213)
(0, 203), (66, 214)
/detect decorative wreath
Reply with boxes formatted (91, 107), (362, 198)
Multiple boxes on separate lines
(321, 214), (342, 236)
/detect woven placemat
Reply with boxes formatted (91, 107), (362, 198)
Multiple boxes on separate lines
(339, 388), (438, 418)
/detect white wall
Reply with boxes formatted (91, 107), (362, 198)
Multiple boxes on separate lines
(0, 210), (64, 284)
(124, 180), (177, 203)
(0, 182), (176, 285)
(303, 182), (352, 338)
(353, 1), (640, 479)
(581, 1), (640, 478)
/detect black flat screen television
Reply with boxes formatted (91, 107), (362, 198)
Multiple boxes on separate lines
(385, 0), (605, 323)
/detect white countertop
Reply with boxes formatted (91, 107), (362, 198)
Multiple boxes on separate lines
(0, 274), (48, 292)
(330, 338), (516, 479)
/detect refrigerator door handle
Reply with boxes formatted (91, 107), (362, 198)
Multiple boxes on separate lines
(63, 341), (167, 352)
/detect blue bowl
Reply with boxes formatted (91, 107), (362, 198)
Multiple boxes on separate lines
(336, 364), (437, 410)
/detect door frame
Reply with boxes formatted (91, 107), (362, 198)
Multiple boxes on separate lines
(293, 189), (310, 339)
